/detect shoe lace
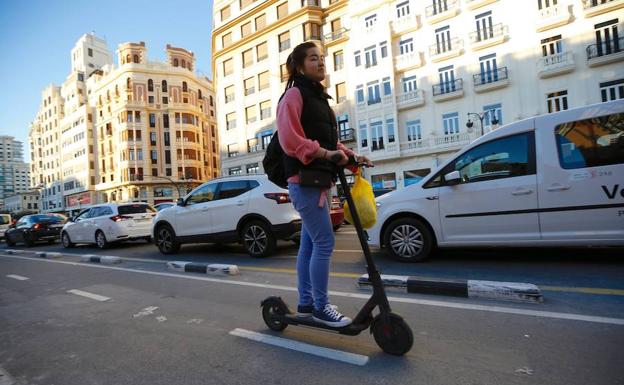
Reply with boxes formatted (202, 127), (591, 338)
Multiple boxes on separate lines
(324, 305), (343, 320)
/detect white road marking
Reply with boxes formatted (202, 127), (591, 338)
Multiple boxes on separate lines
(3, 254), (624, 326)
(229, 328), (369, 366)
(67, 289), (111, 302)
(155, 316), (167, 323)
(6, 274), (29, 281)
(133, 306), (159, 318)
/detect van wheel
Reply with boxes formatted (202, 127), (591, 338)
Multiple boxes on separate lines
(383, 218), (434, 262)
(155, 225), (180, 254)
(95, 231), (109, 249)
(242, 220), (276, 258)
(61, 232), (74, 248)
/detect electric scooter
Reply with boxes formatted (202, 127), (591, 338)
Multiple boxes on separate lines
(261, 161), (414, 356)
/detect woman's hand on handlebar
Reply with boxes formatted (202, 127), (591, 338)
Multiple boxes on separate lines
(326, 150), (349, 166)
(355, 154), (373, 168)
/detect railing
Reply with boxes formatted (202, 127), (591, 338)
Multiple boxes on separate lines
(434, 132), (470, 146)
(469, 23), (507, 43)
(397, 89), (425, 103)
(248, 144), (261, 153)
(429, 37), (463, 56)
(225, 94), (235, 103)
(586, 36), (623, 60)
(538, 3), (566, 18)
(425, 0), (459, 17)
(583, 0), (617, 9)
(339, 128), (355, 142)
(539, 51), (574, 69)
(473, 67), (508, 86)
(432, 79), (463, 96)
(324, 28), (348, 42)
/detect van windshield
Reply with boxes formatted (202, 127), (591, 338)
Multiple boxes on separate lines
(0, 215), (10, 225)
(118, 204), (156, 215)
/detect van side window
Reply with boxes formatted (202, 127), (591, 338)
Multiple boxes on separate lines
(555, 112), (624, 169)
(424, 132), (535, 188)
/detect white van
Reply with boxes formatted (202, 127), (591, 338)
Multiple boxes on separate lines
(0, 214), (11, 240)
(367, 100), (624, 262)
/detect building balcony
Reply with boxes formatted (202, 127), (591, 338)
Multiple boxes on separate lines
(399, 132), (470, 157)
(396, 89), (425, 110)
(473, 67), (509, 93)
(586, 37), (624, 67)
(538, 51), (575, 78)
(339, 128), (356, 143)
(391, 13), (419, 35)
(394, 51), (423, 71)
(535, 4), (572, 32)
(582, 0), (624, 17)
(466, 0), (499, 10)
(425, 0), (460, 24)
(432, 79), (464, 102)
(469, 24), (508, 51)
(429, 38), (463, 62)
(323, 28), (349, 46)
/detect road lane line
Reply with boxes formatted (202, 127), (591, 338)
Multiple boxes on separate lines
(67, 289), (111, 302)
(540, 285), (624, 296)
(229, 328), (369, 366)
(6, 274), (29, 281)
(3, 254), (624, 326)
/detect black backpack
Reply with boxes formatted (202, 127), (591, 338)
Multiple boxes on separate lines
(262, 131), (288, 188)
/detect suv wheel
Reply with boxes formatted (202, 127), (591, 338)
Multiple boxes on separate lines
(155, 225), (180, 254)
(95, 230), (109, 249)
(242, 220), (276, 258)
(383, 217), (434, 262)
(61, 232), (74, 248)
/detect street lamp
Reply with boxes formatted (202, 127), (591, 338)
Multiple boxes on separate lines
(466, 110), (499, 137)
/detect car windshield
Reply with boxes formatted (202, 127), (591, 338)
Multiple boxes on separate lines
(118, 204), (156, 215)
(0, 215), (10, 225)
(29, 215), (63, 223)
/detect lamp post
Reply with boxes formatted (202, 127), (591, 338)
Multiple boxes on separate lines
(466, 110), (499, 137)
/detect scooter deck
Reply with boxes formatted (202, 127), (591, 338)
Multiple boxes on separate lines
(281, 313), (370, 336)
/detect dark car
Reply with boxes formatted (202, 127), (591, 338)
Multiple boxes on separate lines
(5, 214), (68, 247)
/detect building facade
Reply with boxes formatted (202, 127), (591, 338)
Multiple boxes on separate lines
(29, 34), (219, 214)
(4, 191), (40, 214)
(211, 0), (624, 191)
(0, 136), (30, 209)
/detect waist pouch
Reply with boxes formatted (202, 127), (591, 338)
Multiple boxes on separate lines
(298, 169), (333, 188)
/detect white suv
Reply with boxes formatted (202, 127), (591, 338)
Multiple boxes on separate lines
(61, 203), (156, 249)
(152, 175), (301, 257)
(368, 100), (624, 262)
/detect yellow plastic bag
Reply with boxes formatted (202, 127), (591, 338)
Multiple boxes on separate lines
(343, 169), (377, 229)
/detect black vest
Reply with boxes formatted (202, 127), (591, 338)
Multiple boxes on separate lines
(283, 74), (338, 179)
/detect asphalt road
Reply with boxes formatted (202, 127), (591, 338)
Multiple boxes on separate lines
(0, 227), (623, 384)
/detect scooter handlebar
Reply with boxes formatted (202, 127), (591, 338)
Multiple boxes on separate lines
(329, 153), (374, 168)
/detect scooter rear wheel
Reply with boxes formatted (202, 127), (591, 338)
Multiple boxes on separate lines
(262, 302), (288, 331)
(372, 313), (413, 356)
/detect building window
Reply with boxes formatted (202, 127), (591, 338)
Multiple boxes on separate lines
(354, 51), (361, 67)
(246, 106), (257, 124)
(133, 54), (139, 63)
(371, 173), (396, 190)
(591, 19), (620, 59)
(280, 64), (289, 82)
(255, 14), (267, 30)
(397, 1), (410, 18)
(150, 132), (157, 146)
(437, 65), (458, 94)
(225, 85), (235, 103)
(407, 120), (422, 141)
(148, 79), (154, 92)
(226, 113), (236, 130)
(220, 5), (231, 21)
(367, 81), (381, 104)
(399, 38), (414, 55)
(434, 26), (452, 54)
(150, 113), (156, 128)
(279, 31), (291, 52)
(164, 132), (170, 146)
(260, 100), (272, 120)
(222, 32), (232, 48)
(151, 150), (158, 163)
(277, 2), (288, 19)
(223, 58), (233, 76)
(600, 79), (624, 102)
(165, 150), (171, 164)
(148, 95), (154, 104)
(241, 21), (252, 38)
(336, 82), (347, 103)
(383, 77), (392, 96)
(359, 121), (368, 147)
(477, 53), (500, 84)
(182, 82), (188, 92)
(364, 14), (377, 29)
(247, 163), (259, 174)
(162, 80), (168, 92)
(162, 96), (168, 104)
(443, 112), (460, 135)
(474, 11), (494, 42)
(244, 77), (255, 96)
(483, 103), (503, 130)
(227, 144), (239, 158)
(256, 42), (268, 61)
(364, 45), (377, 67)
(229, 167), (243, 175)
(402, 75), (417, 93)
(88, 48), (93, 57)
(404, 168), (431, 186)
(547, 90), (568, 113)
(333, 50), (344, 70)
(163, 114), (169, 128)
(258, 71), (270, 90)
(371, 120), (384, 151)
(386, 116), (395, 143)
(303, 22), (321, 41)
(356, 86), (365, 103)
(380, 42), (388, 58)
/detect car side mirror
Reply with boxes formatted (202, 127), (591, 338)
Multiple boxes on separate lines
(176, 198), (185, 206)
(444, 171), (461, 186)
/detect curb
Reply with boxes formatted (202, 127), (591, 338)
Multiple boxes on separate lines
(80, 255), (122, 265)
(358, 274), (543, 303)
(167, 261), (240, 276)
(35, 251), (62, 259)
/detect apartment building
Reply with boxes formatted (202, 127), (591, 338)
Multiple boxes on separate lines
(0, 136), (30, 209)
(347, 0), (624, 190)
(3, 191), (39, 213)
(212, 0), (623, 191)
(87, 42), (218, 205)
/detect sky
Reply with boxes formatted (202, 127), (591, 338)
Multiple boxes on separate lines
(0, 0), (214, 162)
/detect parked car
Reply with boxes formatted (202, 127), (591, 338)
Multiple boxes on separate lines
(330, 197), (344, 231)
(152, 175), (301, 257)
(0, 214), (13, 240)
(5, 214), (68, 247)
(368, 100), (624, 262)
(154, 202), (175, 211)
(61, 203), (156, 249)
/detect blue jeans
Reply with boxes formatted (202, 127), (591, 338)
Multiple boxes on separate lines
(288, 182), (335, 310)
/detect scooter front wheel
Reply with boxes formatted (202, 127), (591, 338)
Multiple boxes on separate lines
(372, 313), (414, 356)
(262, 302), (288, 331)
